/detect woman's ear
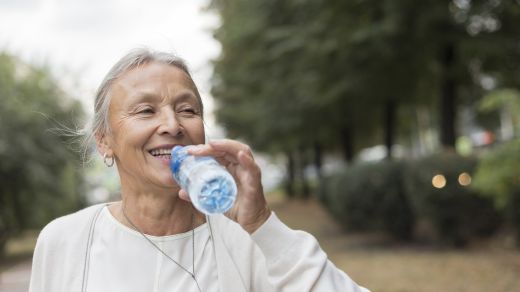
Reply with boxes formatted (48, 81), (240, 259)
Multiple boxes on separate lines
(95, 132), (113, 157)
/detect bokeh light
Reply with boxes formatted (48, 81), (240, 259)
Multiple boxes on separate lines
(458, 172), (472, 186)
(432, 174), (446, 189)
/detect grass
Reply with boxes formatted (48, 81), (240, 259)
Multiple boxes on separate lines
(267, 192), (520, 292)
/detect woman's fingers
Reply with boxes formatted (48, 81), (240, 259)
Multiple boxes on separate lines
(187, 144), (219, 156)
(186, 140), (269, 234)
(209, 139), (252, 158)
(178, 189), (191, 202)
(194, 139), (252, 159)
(238, 150), (255, 168)
(188, 140), (252, 165)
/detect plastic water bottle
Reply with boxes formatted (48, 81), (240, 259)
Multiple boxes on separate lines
(170, 145), (237, 215)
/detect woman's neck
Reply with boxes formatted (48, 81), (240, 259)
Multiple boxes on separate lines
(109, 188), (205, 236)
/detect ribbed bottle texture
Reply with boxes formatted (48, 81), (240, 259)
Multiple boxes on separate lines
(170, 146), (237, 215)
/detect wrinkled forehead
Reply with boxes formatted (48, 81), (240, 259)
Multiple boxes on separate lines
(118, 62), (197, 90)
(110, 62), (202, 106)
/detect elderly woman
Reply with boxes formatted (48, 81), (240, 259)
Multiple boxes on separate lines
(29, 49), (369, 292)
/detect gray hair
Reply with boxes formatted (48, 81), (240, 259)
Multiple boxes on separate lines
(81, 48), (203, 160)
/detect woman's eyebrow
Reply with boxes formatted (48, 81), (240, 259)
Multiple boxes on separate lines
(174, 91), (198, 103)
(124, 90), (198, 108)
(124, 92), (160, 107)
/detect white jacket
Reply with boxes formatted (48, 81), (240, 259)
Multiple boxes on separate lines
(29, 204), (369, 292)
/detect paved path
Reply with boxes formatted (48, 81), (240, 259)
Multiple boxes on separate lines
(0, 260), (31, 292)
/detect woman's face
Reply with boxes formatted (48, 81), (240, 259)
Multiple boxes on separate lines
(101, 62), (205, 191)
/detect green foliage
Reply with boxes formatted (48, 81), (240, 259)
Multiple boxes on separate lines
(0, 52), (85, 256)
(210, 0), (520, 160)
(473, 138), (520, 243)
(509, 190), (520, 245)
(404, 153), (501, 246)
(473, 139), (520, 207)
(479, 89), (520, 137)
(321, 153), (501, 246)
(473, 90), (520, 240)
(322, 161), (414, 240)
(480, 89), (520, 113)
(210, 0), (383, 156)
(210, 0), (519, 247)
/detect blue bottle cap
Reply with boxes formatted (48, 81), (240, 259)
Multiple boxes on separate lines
(170, 145), (188, 180)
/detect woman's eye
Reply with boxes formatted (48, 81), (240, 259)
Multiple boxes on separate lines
(179, 108), (198, 115)
(137, 107), (154, 114)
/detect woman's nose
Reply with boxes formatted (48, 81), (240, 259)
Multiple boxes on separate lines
(157, 109), (183, 136)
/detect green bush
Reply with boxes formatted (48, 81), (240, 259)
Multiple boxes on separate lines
(321, 160), (414, 240)
(507, 190), (520, 245)
(473, 139), (520, 244)
(321, 153), (502, 246)
(403, 153), (501, 246)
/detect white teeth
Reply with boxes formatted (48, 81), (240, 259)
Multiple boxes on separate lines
(150, 148), (172, 156)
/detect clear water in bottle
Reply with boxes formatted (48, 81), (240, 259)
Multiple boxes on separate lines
(170, 145), (237, 215)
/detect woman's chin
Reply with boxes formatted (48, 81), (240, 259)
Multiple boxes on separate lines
(162, 179), (179, 189)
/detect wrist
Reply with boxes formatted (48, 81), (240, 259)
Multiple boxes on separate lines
(243, 206), (272, 234)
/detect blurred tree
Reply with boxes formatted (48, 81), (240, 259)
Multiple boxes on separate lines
(413, 0), (520, 149)
(210, 0), (377, 190)
(348, 0), (520, 151)
(473, 138), (520, 243)
(0, 52), (85, 257)
(474, 88), (520, 242)
(209, 0), (520, 195)
(479, 89), (520, 140)
(211, 0), (320, 196)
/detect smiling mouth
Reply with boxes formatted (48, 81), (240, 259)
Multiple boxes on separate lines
(149, 148), (172, 160)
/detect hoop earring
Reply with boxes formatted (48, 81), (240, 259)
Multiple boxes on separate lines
(103, 153), (114, 167)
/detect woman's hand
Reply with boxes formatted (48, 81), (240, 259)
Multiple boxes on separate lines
(178, 139), (271, 234)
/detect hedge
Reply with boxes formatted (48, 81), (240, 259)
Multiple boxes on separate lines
(321, 160), (414, 240)
(321, 153), (502, 246)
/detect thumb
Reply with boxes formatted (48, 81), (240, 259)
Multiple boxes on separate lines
(178, 189), (191, 202)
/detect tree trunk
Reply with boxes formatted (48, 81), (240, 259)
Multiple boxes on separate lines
(285, 151), (296, 198)
(298, 146), (310, 199)
(384, 99), (397, 160)
(440, 43), (457, 149)
(0, 231), (7, 260)
(7, 173), (24, 230)
(313, 142), (323, 181)
(0, 188), (9, 259)
(340, 126), (354, 162)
